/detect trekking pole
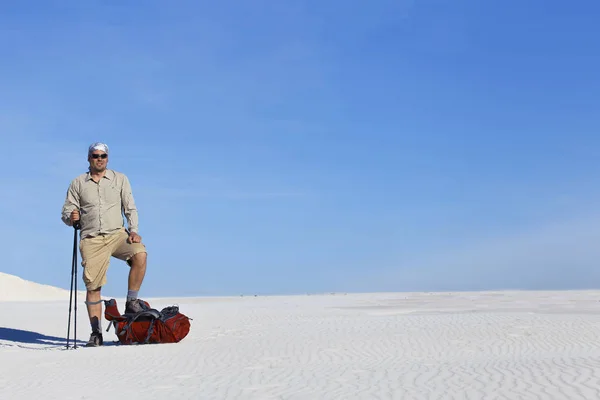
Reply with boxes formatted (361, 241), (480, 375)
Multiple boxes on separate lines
(66, 220), (80, 349)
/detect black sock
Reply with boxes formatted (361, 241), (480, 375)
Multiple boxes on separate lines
(91, 318), (102, 333)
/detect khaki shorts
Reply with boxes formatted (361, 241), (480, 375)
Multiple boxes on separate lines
(79, 228), (147, 291)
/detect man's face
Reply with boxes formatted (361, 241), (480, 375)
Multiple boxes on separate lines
(88, 151), (108, 172)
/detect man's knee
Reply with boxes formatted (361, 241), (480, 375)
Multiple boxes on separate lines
(85, 287), (103, 306)
(85, 287), (102, 305)
(128, 251), (147, 266)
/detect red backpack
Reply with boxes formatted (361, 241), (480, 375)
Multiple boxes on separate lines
(103, 299), (191, 345)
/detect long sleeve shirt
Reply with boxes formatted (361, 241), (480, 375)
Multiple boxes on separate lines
(61, 169), (139, 238)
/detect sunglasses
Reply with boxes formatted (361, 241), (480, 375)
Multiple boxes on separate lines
(91, 153), (108, 159)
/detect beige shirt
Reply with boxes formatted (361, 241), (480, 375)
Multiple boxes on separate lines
(61, 169), (139, 238)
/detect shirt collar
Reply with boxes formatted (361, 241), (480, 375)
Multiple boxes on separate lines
(85, 169), (113, 181)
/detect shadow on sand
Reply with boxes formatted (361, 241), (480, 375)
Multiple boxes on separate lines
(0, 327), (87, 348)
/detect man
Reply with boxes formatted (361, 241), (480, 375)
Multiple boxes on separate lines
(61, 142), (149, 347)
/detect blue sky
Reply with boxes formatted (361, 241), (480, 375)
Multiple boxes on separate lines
(1, 0), (599, 298)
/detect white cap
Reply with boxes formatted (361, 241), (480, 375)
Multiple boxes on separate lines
(88, 142), (109, 155)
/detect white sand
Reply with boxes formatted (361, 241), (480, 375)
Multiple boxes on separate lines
(2, 273), (600, 399)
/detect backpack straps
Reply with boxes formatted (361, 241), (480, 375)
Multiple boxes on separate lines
(99, 298), (169, 344)
(119, 309), (162, 344)
(125, 309), (162, 323)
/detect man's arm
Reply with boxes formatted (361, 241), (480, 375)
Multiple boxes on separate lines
(121, 175), (139, 233)
(61, 180), (80, 226)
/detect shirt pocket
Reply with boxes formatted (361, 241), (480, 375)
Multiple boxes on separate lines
(103, 184), (121, 205)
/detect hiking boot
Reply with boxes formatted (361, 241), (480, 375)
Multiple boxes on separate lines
(125, 298), (148, 314)
(85, 331), (103, 347)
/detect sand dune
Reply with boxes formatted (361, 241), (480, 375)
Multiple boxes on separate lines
(2, 273), (600, 399)
(0, 271), (85, 302)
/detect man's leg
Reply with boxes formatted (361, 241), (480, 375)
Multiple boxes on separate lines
(86, 288), (102, 332)
(127, 251), (147, 302)
(110, 229), (148, 312)
(79, 235), (110, 347)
